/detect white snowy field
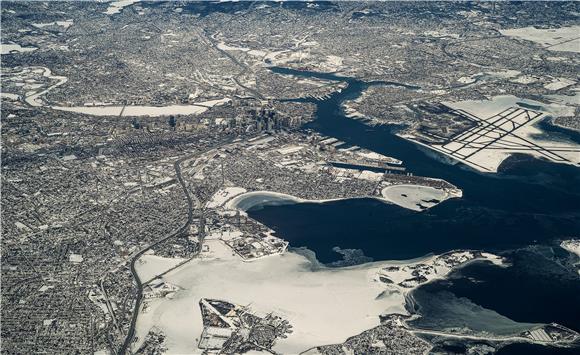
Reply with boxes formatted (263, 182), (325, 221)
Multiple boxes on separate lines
(52, 98), (231, 117)
(381, 184), (457, 211)
(561, 239), (580, 275)
(135, 254), (185, 282)
(103, 0), (140, 15)
(133, 242), (504, 354)
(500, 26), (580, 53)
(1, 93), (20, 100)
(544, 77), (576, 91)
(561, 239), (580, 258)
(404, 95), (580, 173)
(5, 65), (232, 116)
(53, 104), (206, 117)
(32, 20), (74, 29)
(205, 187), (247, 209)
(133, 240), (408, 354)
(1, 43), (38, 55)
(378, 251), (504, 289)
(444, 95), (576, 120)
(226, 188), (459, 213)
(226, 190), (319, 211)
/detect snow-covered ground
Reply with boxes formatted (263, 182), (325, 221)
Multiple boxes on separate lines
(49, 98), (230, 116)
(205, 187), (247, 209)
(500, 26), (580, 53)
(561, 239), (580, 258)
(216, 41), (251, 52)
(226, 187), (457, 213)
(381, 184), (460, 211)
(458, 70), (522, 85)
(277, 145), (305, 155)
(377, 251), (504, 290)
(103, 0), (140, 15)
(226, 190), (308, 211)
(32, 19), (74, 29)
(561, 239), (580, 275)
(1, 93), (20, 100)
(545, 91), (580, 107)
(133, 244), (504, 354)
(216, 41), (291, 63)
(324, 55), (344, 71)
(1, 43), (38, 55)
(404, 95), (580, 173)
(354, 150), (403, 165)
(24, 67), (68, 107)
(193, 98), (231, 108)
(133, 240), (407, 354)
(544, 77), (576, 91)
(53, 103), (209, 117)
(136, 254), (185, 282)
(6, 66), (231, 115)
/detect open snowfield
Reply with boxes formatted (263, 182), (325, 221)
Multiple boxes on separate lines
(378, 251), (504, 289)
(103, 0), (140, 15)
(226, 190), (333, 211)
(226, 188), (459, 213)
(32, 19), (74, 29)
(1, 43), (37, 55)
(205, 187), (247, 209)
(4, 66), (231, 116)
(133, 243), (504, 353)
(444, 95), (574, 119)
(381, 184), (455, 211)
(561, 240), (580, 275)
(500, 26), (580, 53)
(1, 93), (20, 100)
(133, 240), (409, 354)
(53, 104), (206, 117)
(560, 239), (580, 257)
(561, 239), (580, 257)
(135, 254), (185, 282)
(52, 99), (232, 117)
(544, 77), (576, 91)
(405, 95), (580, 173)
(16, 67), (68, 107)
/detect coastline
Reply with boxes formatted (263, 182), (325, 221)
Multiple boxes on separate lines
(132, 242), (408, 354)
(226, 190), (359, 210)
(561, 239), (580, 258)
(224, 187), (459, 213)
(131, 184), (506, 354)
(132, 242), (505, 354)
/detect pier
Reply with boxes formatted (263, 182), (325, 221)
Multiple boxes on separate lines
(329, 159), (407, 172)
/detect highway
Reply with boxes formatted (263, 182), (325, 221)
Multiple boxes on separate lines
(118, 141), (230, 355)
(200, 29), (265, 101)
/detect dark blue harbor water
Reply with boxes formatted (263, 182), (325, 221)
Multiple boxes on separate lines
(143, 0), (340, 17)
(249, 67), (580, 350)
(249, 197), (579, 263)
(409, 248), (580, 332)
(254, 67), (580, 262)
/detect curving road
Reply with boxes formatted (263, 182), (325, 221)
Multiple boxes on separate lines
(118, 141), (230, 355)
